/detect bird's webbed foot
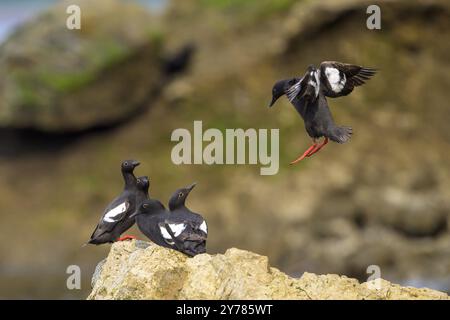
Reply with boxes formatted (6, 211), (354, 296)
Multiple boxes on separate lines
(290, 137), (329, 164)
(117, 235), (137, 241)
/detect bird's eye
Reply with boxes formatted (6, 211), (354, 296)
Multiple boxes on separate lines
(137, 179), (141, 184)
(178, 192), (183, 198)
(143, 204), (148, 209)
(124, 161), (128, 166)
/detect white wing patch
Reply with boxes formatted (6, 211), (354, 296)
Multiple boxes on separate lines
(159, 225), (172, 241)
(325, 67), (346, 93)
(160, 223), (187, 241)
(103, 202), (128, 223)
(200, 221), (208, 234)
(314, 70), (320, 97)
(307, 71), (320, 98)
(169, 223), (187, 237)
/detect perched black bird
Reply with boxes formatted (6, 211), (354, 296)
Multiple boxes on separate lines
(168, 183), (208, 236)
(136, 175), (150, 201)
(270, 61), (376, 164)
(86, 160), (141, 245)
(131, 197), (207, 257)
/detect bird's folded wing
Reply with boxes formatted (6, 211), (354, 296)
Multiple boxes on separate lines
(159, 219), (208, 245)
(159, 220), (187, 245)
(89, 201), (131, 239)
(180, 232), (206, 242)
(199, 220), (208, 234)
(103, 201), (130, 223)
(320, 61), (376, 97)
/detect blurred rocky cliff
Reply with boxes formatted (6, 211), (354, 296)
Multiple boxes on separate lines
(0, 0), (449, 298)
(0, 0), (167, 131)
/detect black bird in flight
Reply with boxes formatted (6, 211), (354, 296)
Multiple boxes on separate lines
(86, 160), (143, 245)
(270, 61), (377, 164)
(131, 195), (207, 257)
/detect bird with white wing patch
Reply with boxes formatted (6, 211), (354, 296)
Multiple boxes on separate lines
(168, 183), (208, 236)
(131, 194), (207, 257)
(270, 61), (377, 164)
(85, 160), (143, 245)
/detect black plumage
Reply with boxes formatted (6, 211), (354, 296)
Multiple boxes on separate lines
(168, 183), (208, 236)
(86, 160), (142, 245)
(270, 61), (376, 163)
(131, 196), (207, 257)
(136, 175), (150, 203)
(292, 93), (353, 144)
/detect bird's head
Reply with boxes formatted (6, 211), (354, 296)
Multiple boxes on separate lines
(269, 78), (298, 107)
(130, 199), (163, 218)
(136, 176), (149, 192)
(168, 182), (196, 210)
(121, 159), (140, 173)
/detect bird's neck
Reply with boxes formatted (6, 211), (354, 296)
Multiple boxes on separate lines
(170, 203), (186, 212)
(122, 171), (137, 189)
(156, 200), (166, 211)
(137, 189), (149, 198)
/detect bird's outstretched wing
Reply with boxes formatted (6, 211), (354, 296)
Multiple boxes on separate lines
(319, 61), (376, 98)
(89, 199), (131, 240)
(286, 76), (310, 102)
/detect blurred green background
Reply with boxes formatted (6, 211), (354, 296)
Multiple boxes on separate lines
(0, 0), (449, 299)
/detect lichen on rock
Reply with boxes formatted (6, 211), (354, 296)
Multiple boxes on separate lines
(88, 241), (448, 300)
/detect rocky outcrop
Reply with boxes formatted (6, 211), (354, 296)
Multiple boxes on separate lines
(88, 241), (448, 300)
(0, 0), (166, 132)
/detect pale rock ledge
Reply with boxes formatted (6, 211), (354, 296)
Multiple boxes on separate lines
(88, 241), (448, 300)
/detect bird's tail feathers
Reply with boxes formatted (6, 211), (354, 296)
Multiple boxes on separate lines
(329, 126), (352, 144)
(82, 238), (97, 247)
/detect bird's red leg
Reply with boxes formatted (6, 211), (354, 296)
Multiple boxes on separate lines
(117, 235), (137, 241)
(290, 141), (317, 165)
(306, 137), (329, 158)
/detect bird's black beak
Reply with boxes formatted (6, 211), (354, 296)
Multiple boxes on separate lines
(269, 96), (278, 107)
(187, 182), (197, 192)
(132, 160), (140, 167)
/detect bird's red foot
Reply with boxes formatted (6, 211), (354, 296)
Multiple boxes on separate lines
(290, 138), (329, 164)
(117, 235), (137, 241)
(306, 137), (328, 157)
(290, 143), (317, 164)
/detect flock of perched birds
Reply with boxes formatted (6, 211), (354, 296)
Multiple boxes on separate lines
(270, 61), (376, 164)
(85, 61), (376, 257)
(85, 160), (208, 256)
